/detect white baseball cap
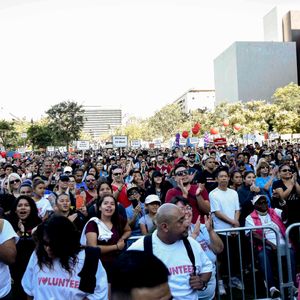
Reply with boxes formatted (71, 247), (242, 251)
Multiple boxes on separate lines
(145, 194), (161, 205)
(251, 195), (267, 205)
(64, 166), (73, 173)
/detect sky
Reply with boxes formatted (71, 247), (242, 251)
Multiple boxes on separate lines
(1, 0), (300, 122)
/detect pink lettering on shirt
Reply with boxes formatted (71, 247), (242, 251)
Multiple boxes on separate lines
(38, 277), (79, 288)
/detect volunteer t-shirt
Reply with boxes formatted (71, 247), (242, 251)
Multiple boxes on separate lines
(190, 224), (216, 264)
(0, 220), (18, 298)
(22, 250), (108, 300)
(128, 230), (213, 300)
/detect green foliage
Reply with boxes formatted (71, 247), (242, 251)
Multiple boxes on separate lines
(46, 101), (84, 148)
(0, 120), (18, 149)
(147, 103), (186, 141)
(27, 124), (53, 150)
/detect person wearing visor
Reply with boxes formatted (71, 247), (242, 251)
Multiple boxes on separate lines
(139, 194), (161, 235)
(245, 195), (297, 299)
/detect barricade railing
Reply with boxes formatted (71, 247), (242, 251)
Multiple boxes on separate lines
(126, 225), (290, 300)
(284, 222), (300, 299)
(215, 226), (285, 300)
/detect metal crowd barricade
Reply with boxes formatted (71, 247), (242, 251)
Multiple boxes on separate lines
(126, 226), (287, 300)
(285, 222), (300, 299)
(215, 226), (284, 300)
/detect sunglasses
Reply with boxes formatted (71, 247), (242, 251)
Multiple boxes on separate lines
(9, 179), (21, 185)
(128, 190), (139, 196)
(281, 169), (291, 173)
(175, 170), (188, 176)
(113, 173), (122, 176)
(86, 179), (96, 183)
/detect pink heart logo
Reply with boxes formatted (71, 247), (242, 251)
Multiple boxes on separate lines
(42, 277), (48, 285)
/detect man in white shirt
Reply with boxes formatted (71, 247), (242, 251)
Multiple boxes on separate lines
(0, 219), (18, 299)
(128, 203), (213, 300)
(209, 167), (242, 295)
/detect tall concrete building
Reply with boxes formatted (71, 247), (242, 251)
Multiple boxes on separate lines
(283, 11), (300, 84)
(214, 42), (298, 105)
(174, 89), (215, 113)
(82, 106), (122, 138)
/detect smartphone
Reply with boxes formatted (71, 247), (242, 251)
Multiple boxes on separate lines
(76, 195), (84, 209)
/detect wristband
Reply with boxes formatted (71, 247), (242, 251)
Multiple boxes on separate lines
(116, 244), (119, 250)
(198, 279), (208, 291)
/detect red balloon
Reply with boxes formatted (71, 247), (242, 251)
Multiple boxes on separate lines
(233, 123), (241, 131)
(210, 127), (219, 135)
(194, 122), (201, 130)
(192, 127), (199, 135)
(223, 119), (230, 127)
(0, 151), (6, 158)
(13, 153), (21, 159)
(182, 131), (189, 139)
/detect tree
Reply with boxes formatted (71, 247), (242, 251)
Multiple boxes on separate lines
(27, 124), (54, 150)
(0, 120), (17, 149)
(46, 101), (84, 149)
(272, 83), (300, 133)
(147, 103), (186, 141)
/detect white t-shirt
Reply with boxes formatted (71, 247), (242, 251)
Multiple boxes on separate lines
(21, 250), (108, 300)
(35, 197), (53, 219)
(0, 220), (18, 298)
(210, 188), (240, 234)
(245, 208), (285, 246)
(128, 230), (213, 300)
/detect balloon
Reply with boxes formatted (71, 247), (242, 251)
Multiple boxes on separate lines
(192, 127), (199, 135)
(210, 127), (219, 135)
(13, 153), (21, 159)
(223, 119), (230, 127)
(194, 123), (201, 130)
(175, 133), (180, 139)
(233, 123), (241, 131)
(0, 151), (6, 158)
(182, 131), (189, 139)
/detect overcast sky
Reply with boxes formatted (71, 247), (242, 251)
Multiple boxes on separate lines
(1, 0), (300, 121)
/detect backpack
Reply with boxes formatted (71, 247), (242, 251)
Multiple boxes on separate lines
(78, 246), (101, 293)
(143, 234), (196, 275)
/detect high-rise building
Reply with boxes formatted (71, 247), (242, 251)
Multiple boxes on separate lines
(173, 89), (215, 114)
(82, 106), (122, 138)
(214, 41), (297, 104)
(283, 10), (300, 84)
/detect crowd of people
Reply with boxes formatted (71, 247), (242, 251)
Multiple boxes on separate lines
(0, 140), (299, 299)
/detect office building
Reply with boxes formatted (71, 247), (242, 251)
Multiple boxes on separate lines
(174, 89), (215, 114)
(82, 106), (122, 138)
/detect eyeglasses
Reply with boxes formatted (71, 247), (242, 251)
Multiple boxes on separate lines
(9, 179), (21, 185)
(185, 206), (192, 211)
(260, 166), (269, 169)
(86, 179), (96, 183)
(113, 173), (122, 176)
(281, 169), (291, 173)
(128, 190), (139, 196)
(175, 170), (188, 176)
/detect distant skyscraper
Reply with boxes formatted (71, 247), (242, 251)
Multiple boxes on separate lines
(82, 106), (122, 138)
(283, 10), (300, 84)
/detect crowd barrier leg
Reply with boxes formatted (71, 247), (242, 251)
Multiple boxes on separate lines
(285, 223), (300, 299)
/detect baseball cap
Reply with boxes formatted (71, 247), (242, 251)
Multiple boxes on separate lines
(59, 174), (70, 181)
(145, 194), (161, 205)
(251, 195), (267, 205)
(64, 166), (73, 173)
